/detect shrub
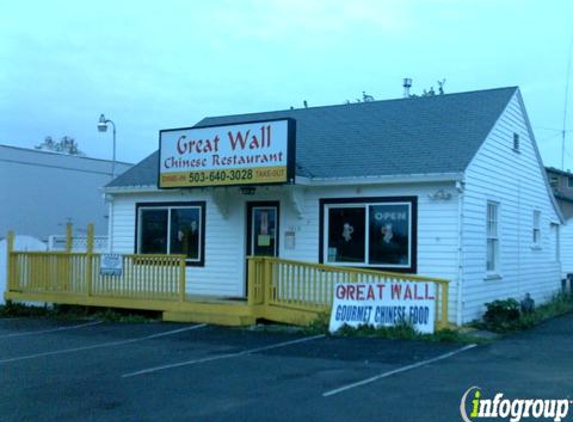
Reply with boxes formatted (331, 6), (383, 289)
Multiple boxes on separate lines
(482, 298), (521, 332)
(481, 294), (573, 333)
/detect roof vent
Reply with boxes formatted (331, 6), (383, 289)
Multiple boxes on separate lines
(403, 78), (412, 98)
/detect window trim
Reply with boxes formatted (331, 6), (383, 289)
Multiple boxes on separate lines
(551, 222), (560, 262)
(486, 201), (500, 275)
(135, 201), (206, 266)
(318, 196), (417, 273)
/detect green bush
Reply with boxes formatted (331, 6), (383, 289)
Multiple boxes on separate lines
(483, 298), (521, 331)
(481, 293), (573, 333)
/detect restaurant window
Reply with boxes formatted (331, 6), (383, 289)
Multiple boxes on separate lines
(137, 202), (205, 265)
(322, 198), (416, 272)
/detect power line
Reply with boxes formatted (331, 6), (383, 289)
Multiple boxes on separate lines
(561, 28), (573, 169)
(537, 126), (573, 133)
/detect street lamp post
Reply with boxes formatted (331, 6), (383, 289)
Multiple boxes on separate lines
(97, 114), (117, 178)
(98, 113), (117, 253)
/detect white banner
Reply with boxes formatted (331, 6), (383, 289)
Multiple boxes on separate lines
(329, 281), (436, 334)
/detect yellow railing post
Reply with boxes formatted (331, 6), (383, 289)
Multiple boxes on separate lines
(65, 223), (73, 252)
(6, 231), (14, 292)
(438, 281), (449, 330)
(263, 258), (272, 306)
(85, 224), (94, 296)
(247, 257), (256, 306)
(61, 223), (73, 292)
(178, 257), (186, 302)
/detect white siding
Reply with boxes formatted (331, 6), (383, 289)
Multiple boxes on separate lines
(110, 182), (461, 320)
(461, 92), (562, 323)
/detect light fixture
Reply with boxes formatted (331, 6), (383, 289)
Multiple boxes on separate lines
(97, 114), (117, 178)
(97, 114), (108, 132)
(428, 189), (452, 201)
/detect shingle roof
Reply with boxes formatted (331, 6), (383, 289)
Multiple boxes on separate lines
(107, 86), (517, 188)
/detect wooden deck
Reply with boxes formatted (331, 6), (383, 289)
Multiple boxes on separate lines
(5, 229), (450, 329)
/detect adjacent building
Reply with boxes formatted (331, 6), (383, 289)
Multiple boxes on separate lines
(546, 166), (573, 275)
(0, 144), (132, 240)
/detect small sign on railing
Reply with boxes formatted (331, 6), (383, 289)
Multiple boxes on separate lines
(100, 253), (123, 277)
(329, 281), (436, 334)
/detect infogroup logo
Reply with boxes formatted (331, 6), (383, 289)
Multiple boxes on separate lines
(460, 387), (571, 422)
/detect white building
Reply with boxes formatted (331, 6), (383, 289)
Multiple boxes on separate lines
(103, 87), (562, 324)
(0, 144), (132, 240)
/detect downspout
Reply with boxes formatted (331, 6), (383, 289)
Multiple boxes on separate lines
(106, 193), (114, 253)
(455, 180), (465, 326)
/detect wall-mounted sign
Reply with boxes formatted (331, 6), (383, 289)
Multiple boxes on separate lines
(159, 119), (296, 188)
(329, 281), (436, 334)
(100, 253), (123, 277)
(285, 231), (296, 250)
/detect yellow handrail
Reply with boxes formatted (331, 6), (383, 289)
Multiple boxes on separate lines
(256, 256), (449, 283)
(7, 250), (187, 302)
(247, 256), (450, 330)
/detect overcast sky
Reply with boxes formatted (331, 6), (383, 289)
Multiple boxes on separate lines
(1, 0), (573, 169)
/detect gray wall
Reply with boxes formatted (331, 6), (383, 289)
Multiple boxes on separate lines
(0, 145), (132, 240)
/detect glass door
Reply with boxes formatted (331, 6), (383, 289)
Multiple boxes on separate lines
(245, 201), (279, 296)
(247, 202), (279, 257)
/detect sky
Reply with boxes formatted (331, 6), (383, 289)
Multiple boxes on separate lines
(1, 0), (573, 169)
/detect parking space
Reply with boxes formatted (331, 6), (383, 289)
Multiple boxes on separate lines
(0, 317), (466, 421)
(1, 315), (572, 422)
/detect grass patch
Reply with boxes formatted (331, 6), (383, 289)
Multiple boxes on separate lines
(302, 312), (481, 343)
(0, 301), (161, 323)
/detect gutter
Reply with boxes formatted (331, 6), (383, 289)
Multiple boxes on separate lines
(102, 185), (159, 194)
(455, 180), (465, 326)
(296, 172), (464, 186)
(102, 172), (465, 194)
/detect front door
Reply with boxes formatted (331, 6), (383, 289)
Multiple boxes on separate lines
(246, 202), (279, 295)
(246, 202), (279, 258)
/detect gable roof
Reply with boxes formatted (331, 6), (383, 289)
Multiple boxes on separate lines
(107, 86), (517, 188)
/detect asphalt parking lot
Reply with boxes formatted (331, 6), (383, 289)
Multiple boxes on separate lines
(1, 314), (572, 422)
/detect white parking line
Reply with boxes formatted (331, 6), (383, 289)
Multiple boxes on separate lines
(0, 323), (207, 364)
(122, 334), (326, 378)
(322, 343), (478, 397)
(0, 320), (103, 339)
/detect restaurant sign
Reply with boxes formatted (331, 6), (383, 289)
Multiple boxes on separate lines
(159, 119), (296, 188)
(329, 281), (436, 334)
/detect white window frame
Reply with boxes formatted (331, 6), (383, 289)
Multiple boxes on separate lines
(532, 210), (541, 248)
(551, 222), (560, 262)
(323, 201), (413, 269)
(137, 204), (204, 263)
(486, 201), (500, 275)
